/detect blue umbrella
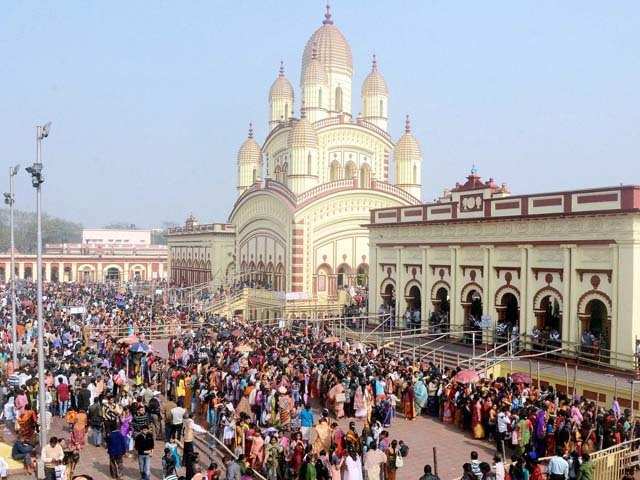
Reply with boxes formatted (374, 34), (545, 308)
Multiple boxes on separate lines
(130, 342), (149, 353)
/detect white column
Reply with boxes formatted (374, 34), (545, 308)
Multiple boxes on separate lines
(45, 262), (51, 282)
(58, 262), (64, 282)
(18, 262), (24, 280)
(450, 246), (460, 331)
(483, 246), (493, 342)
(609, 243), (619, 355)
(158, 261), (164, 280)
(519, 245), (529, 335)
(368, 244), (378, 318)
(421, 246), (430, 330)
(70, 263), (77, 282)
(123, 262), (130, 281)
(5, 262), (10, 281)
(568, 246), (579, 344)
(97, 262), (103, 282)
(395, 246), (403, 327)
(561, 245), (571, 344)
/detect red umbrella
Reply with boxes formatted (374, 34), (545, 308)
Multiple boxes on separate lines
(454, 369), (480, 384)
(511, 372), (532, 384)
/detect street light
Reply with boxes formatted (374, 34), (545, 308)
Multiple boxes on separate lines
(27, 121), (50, 480)
(3, 165), (20, 367)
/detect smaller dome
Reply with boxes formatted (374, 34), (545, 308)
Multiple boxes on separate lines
(362, 54), (388, 97)
(238, 123), (262, 164)
(269, 61), (294, 99)
(302, 45), (328, 86)
(287, 115), (318, 148)
(394, 115), (421, 161)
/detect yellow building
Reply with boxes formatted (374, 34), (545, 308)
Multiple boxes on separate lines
(168, 6), (423, 306)
(367, 171), (640, 367)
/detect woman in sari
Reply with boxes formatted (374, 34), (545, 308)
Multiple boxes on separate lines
(471, 398), (485, 439)
(289, 432), (305, 475)
(413, 377), (428, 416)
(17, 404), (38, 443)
(332, 423), (346, 457)
(401, 381), (415, 420)
(328, 382), (345, 419)
(248, 431), (265, 471)
(312, 417), (332, 455)
(353, 384), (366, 420)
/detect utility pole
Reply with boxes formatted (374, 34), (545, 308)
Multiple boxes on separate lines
(27, 121), (50, 480)
(4, 165), (20, 366)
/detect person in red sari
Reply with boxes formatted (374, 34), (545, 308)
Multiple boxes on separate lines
(289, 432), (305, 474)
(402, 382), (415, 420)
(471, 398), (485, 439)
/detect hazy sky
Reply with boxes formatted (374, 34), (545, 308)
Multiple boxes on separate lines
(1, 1), (638, 227)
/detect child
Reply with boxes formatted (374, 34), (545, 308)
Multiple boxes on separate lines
(206, 462), (220, 480)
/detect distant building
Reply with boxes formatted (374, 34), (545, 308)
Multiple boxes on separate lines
(0, 228), (167, 283)
(82, 228), (151, 246)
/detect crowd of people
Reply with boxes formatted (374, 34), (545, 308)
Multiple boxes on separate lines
(0, 278), (637, 480)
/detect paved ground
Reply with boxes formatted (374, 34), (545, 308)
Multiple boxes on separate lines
(7, 339), (500, 479)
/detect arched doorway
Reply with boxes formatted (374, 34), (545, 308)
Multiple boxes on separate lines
(406, 285), (421, 329)
(430, 286), (450, 331)
(496, 291), (519, 340)
(580, 299), (610, 360)
(382, 283), (395, 307)
(463, 289), (483, 342)
(336, 263), (351, 288)
(356, 263), (368, 287)
(105, 267), (121, 282)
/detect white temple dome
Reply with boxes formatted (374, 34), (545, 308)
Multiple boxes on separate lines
(301, 5), (353, 79)
(287, 116), (319, 148)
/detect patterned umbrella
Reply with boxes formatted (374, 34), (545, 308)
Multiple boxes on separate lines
(454, 369), (480, 384)
(511, 372), (532, 384)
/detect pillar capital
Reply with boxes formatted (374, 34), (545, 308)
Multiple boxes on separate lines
(560, 243), (578, 250)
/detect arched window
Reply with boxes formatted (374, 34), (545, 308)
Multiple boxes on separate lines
(335, 87), (343, 112)
(379, 99), (384, 117)
(345, 161), (356, 180)
(318, 89), (322, 107)
(284, 103), (289, 121)
(413, 164), (417, 184)
(307, 152), (312, 175)
(359, 163), (371, 188)
(330, 160), (341, 181)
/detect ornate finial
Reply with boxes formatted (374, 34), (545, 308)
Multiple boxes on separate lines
(405, 114), (411, 133)
(471, 164), (478, 175)
(248, 122), (254, 139)
(322, 3), (333, 25)
(278, 60), (284, 77)
(372, 53), (377, 71)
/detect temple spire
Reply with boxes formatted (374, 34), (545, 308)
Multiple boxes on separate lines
(278, 60), (284, 77)
(405, 114), (411, 133)
(322, 3), (333, 25)
(372, 53), (377, 71)
(248, 122), (254, 139)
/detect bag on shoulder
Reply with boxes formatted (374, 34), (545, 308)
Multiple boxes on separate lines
(395, 453), (404, 468)
(399, 443), (409, 457)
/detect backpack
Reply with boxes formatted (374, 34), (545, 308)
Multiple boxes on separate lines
(399, 443), (409, 457)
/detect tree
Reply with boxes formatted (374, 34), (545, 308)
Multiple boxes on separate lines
(0, 209), (83, 254)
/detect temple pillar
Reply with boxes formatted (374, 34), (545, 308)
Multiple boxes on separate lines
(45, 262), (51, 282)
(18, 262), (24, 280)
(421, 246), (430, 332)
(561, 245), (572, 344)
(395, 246), (403, 328)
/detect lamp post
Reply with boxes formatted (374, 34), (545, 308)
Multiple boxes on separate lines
(26, 121), (50, 480)
(3, 165), (20, 366)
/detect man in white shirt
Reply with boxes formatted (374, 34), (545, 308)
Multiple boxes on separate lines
(170, 402), (186, 441)
(548, 450), (569, 480)
(496, 406), (510, 451)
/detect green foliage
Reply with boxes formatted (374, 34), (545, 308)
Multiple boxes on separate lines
(0, 209), (82, 254)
